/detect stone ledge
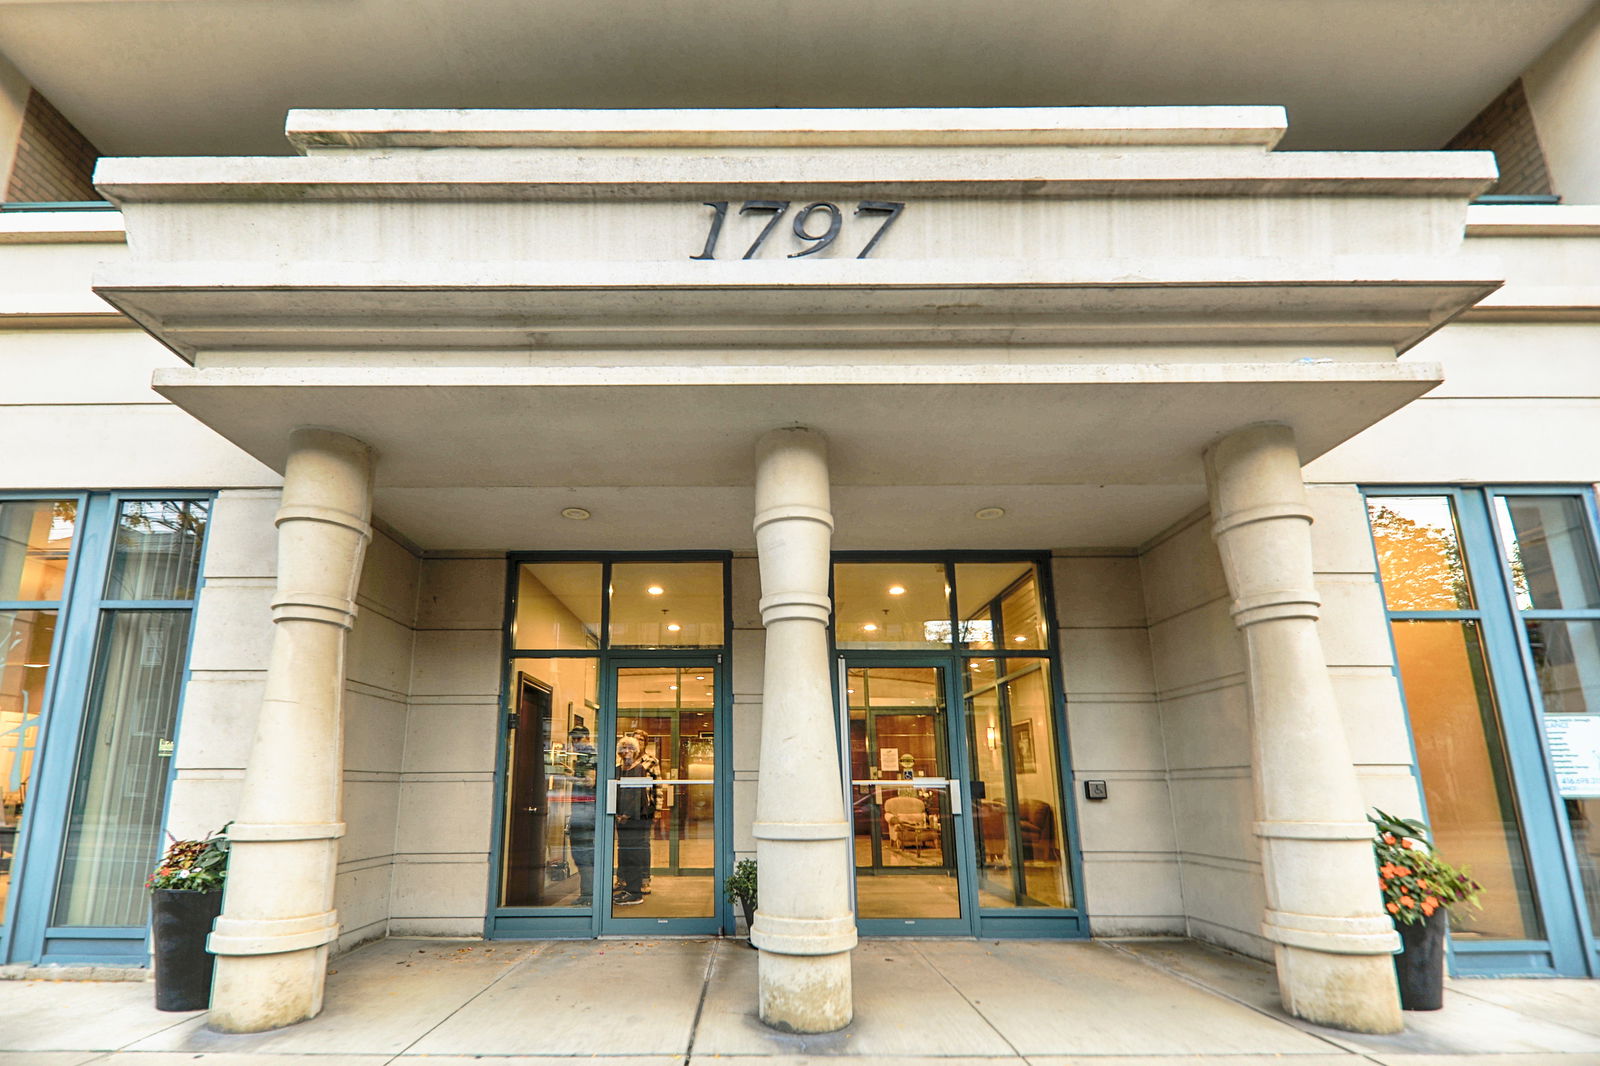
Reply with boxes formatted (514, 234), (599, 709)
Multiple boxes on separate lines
(0, 963), (150, 982)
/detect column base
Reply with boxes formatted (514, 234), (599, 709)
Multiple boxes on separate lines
(206, 945), (329, 1033)
(1275, 943), (1403, 1034)
(757, 949), (853, 1033)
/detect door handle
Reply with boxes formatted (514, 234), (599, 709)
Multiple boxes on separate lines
(606, 780), (618, 815)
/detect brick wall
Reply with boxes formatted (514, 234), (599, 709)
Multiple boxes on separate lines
(1444, 78), (1553, 197)
(3, 89), (100, 203)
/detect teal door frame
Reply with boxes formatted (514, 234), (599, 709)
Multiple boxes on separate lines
(596, 653), (729, 937)
(840, 653), (981, 936)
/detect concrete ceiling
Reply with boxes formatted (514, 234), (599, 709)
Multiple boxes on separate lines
(0, 0), (1593, 157)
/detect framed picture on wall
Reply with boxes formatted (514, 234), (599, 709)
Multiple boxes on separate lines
(1012, 720), (1036, 773)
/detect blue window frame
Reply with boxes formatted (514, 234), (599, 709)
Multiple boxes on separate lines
(1366, 486), (1600, 978)
(0, 492), (212, 966)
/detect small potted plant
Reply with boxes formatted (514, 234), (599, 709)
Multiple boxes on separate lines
(148, 825), (230, 1011)
(723, 858), (758, 945)
(1371, 808), (1481, 1011)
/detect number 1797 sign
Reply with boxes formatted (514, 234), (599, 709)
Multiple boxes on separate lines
(690, 200), (905, 261)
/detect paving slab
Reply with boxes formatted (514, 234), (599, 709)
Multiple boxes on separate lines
(397, 1059), (683, 1066)
(1111, 937), (1600, 1058)
(96, 1049), (390, 1056)
(1369, 1049), (1600, 1056)
(921, 940), (1336, 1057)
(693, 939), (1018, 1058)
(0, 980), (198, 1051)
(406, 938), (713, 1057)
(1445, 978), (1600, 1038)
(0, 1054), (108, 1066)
(1370, 1058), (1600, 1066)
(124, 938), (539, 1056)
(1024, 1058), (1360, 1066)
(690, 1058), (1021, 1066)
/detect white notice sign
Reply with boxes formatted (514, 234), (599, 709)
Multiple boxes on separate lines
(879, 747), (900, 773)
(1545, 715), (1600, 798)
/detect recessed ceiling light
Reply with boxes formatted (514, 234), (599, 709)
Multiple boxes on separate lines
(561, 507), (591, 520)
(1013, 635), (1027, 643)
(888, 585), (906, 596)
(666, 623), (682, 632)
(862, 623), (879, 632)
(970, 663), (981, 670)
(647, 585), (664, 595)
(975, 507), (1005, 520)
(695, 675), (705, 680)
(669, 685), (679, 691)
(847, 688), (855, 694)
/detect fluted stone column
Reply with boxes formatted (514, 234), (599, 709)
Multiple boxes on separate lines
(750, 427), (856, 1033)
(1204, 423), (1401, 1035)
(207, 428), (374, 1033)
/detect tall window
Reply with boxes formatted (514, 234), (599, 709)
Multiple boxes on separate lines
(1369, 488), (1600, 974)
(0, 494), (208, 959)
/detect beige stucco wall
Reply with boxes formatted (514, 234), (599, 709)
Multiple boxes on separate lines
(391, 556), (502, 937)
(1523, 1), (1600, 206)
(1054, 553), (1183, 936)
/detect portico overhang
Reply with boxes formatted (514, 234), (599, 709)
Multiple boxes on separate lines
(91, 107), (1502, 551)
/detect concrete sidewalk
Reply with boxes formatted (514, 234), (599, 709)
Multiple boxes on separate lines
(3, 936), (1599, 1065)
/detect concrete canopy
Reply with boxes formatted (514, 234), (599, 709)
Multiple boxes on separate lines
(0, 0), (1593, 156)
(91, 108), (1500, 551)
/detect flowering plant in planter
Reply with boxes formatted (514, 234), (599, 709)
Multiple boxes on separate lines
(1370, 808), (1480, 924)
(147, 825), (230, 893)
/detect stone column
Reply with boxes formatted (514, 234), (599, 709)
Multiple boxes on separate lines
(1204, 423), (1402, 1035)
(750, 427), (856, 1033)
(207, 428), (374, 1033)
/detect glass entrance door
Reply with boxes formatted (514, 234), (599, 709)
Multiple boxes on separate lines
(845, 663), (974, 933)
(599, 661), (723, 933)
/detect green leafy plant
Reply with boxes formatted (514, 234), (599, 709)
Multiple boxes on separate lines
(147, 824), (230, 893)
(1371, 808), (1481, 925)
(723, 858), (757, 907)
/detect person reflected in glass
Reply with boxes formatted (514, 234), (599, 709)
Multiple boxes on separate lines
(613, 733), (658, 906)
(565, 725), (598, 904)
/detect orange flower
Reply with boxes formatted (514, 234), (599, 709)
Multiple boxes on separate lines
(1396, 866), (1412, 877)
(1422, 901), (1437, 916)
(1400, 839), (1413, 850)
(1386, 902), (1399, 914)
(1424, 896), (1439, 909)
(1399, 895), (1415, 908)
(1383, 833), (1396, 844)
(1418, 879), (1430, 890)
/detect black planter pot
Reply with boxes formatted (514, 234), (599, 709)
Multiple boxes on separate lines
(151, 888), (224, 1011)
(740, 899), (756, 948)
(1394, 911), (1448, 1011)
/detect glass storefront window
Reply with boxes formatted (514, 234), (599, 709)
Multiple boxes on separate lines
(1, 610), (57, 924)
(500, 657), (600, 908)
(104, 500), (207, 601)
(833, 562), (951, 649)
(51, 610), (193, 925)
(609, 561), (723, 649)
(1369, 496), (1475, 611)
(0, 499), (75, 603)
(514, 562), (601, 651)
(965, 657), (1072, 910)
(50, 498), (209, 928)
(1388, 619), (1542, 940)
(956, 561), (1046, 651)
(1495, 496), (1600, 611)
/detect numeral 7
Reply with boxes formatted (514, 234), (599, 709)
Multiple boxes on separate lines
(855, 201), (905, 258)
(739, 201), (791, 259)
